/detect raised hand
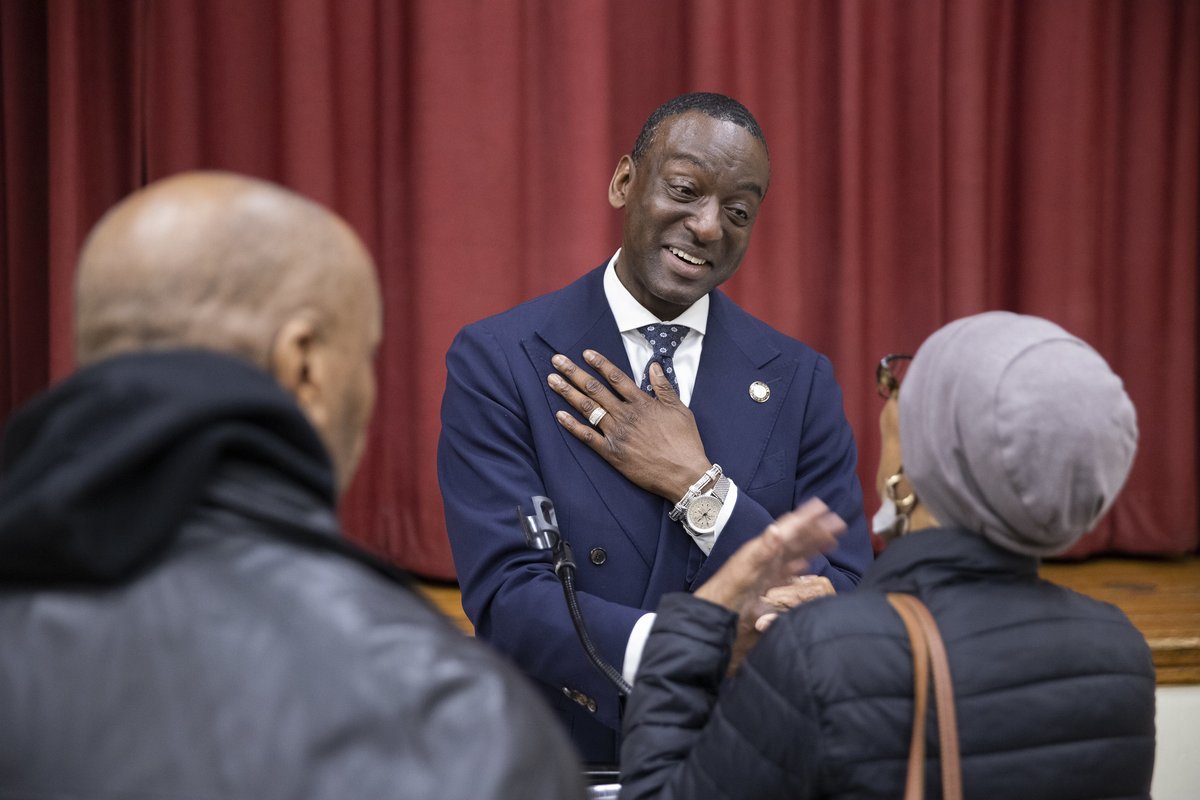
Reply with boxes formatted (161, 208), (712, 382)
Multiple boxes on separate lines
(753, 575), (837, 632)
(692, 500), (845, 672)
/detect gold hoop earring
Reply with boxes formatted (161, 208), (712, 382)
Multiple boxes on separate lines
(885, 467), (917, 511)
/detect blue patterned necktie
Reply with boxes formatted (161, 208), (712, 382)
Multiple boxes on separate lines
(638, 323), (689, 396)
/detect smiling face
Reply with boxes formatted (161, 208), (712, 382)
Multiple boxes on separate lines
(609, 111), (770, 320)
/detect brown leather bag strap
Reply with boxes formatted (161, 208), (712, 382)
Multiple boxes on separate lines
(887, 594), (930, 800)
(905, 596), (962, 800)
(888, 593), (963, 800)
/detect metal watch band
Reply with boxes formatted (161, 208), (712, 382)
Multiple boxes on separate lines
(669, 463), (723, 521)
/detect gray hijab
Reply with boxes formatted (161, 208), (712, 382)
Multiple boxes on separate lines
(899, 311), (1138, 557)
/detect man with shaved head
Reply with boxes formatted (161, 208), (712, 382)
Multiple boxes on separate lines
(0, 172), (585, 798)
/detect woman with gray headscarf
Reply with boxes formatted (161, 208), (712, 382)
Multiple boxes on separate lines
(620, 311), (1156, 800)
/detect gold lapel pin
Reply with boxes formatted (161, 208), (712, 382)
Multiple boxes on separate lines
(749, 381), (770, 403)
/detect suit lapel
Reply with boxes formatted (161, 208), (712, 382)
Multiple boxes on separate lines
(522, 266), (663, 568)
(519, 275), (800, 583)
(690, 291), (798, 491)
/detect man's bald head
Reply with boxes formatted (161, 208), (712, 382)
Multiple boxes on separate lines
(75, 172), (382, 491)
(76, 171), (374, 367)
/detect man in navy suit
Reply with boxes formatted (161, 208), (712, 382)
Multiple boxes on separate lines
(438, 93), (871, 764)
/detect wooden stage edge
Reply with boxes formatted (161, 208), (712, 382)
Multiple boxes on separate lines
(417, 555), (1200, 685)
(1039, 556), (1200, 685)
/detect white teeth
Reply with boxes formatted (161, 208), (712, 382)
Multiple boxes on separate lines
(669, 246), (706, 265)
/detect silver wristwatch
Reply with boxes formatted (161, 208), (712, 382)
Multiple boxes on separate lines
(671, 464), (731, 537)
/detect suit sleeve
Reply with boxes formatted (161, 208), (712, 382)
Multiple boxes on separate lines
(693, 354), (871, 591)
(437, 322), (643, 732)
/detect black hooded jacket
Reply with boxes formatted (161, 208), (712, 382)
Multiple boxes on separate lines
(0, 350), (585, 799)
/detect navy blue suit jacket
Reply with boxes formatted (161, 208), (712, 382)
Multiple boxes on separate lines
(438, 264), (870, 763)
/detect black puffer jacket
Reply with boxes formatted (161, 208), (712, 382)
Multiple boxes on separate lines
(620, 529), (1156, 800)
(0, 351), (585, 800)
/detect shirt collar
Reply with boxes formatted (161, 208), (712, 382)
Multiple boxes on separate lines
(603, 250), (709, 335)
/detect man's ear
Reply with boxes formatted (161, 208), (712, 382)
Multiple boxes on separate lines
(269, 313), (327, 432)
(608, 155), (634, 209)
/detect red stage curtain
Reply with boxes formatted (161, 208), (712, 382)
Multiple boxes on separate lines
(2, 0), (1196, 577)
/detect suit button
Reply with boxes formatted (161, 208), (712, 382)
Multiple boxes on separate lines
(563, 688), (596, 711)
(589, 547), (607, 565)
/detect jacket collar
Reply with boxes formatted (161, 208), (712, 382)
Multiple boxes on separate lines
(533, 264), (624, 362)
(687, 291), (794, 501)
(530, 265), (785, 371)
(0, 350), (334, 585)
(201, 460), (418, 590)
(860, 527), (1039, 594)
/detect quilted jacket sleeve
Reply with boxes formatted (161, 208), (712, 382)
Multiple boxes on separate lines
(619, 593), (822, 800)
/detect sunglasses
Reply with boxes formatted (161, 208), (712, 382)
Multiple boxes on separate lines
(876, 354), (913, 399)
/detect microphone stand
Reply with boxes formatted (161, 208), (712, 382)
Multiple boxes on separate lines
(519, 496), (633, 696)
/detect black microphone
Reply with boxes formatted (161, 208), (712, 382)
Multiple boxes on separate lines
(519, 496), (632, 696)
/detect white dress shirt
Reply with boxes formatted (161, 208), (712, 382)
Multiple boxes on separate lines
(602, 252), (740, 683)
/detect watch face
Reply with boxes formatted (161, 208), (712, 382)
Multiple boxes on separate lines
(686, 494), (723, 535)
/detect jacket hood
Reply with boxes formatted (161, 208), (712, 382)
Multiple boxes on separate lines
(0, 350), (335, 584)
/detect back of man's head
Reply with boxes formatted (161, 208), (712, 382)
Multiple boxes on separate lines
(75, 172), (382, 491)
(77, 173), (363, 364)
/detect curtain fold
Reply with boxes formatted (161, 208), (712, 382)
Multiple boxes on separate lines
(2, 0), (1196, 577)
(1, 1), (50, 414)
